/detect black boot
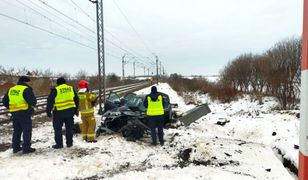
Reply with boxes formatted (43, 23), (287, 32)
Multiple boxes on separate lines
(87, 140), (97, 143)
(23, 147), (36, 154)
(52, 144), (63, 149)
(67, 144), (73, 148)
(13, 147), (22, 154)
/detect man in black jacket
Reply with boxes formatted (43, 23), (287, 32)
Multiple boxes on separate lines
(46, 77), (79, 149)
(143, 86), (166, 146)
(2, 76), (37, 154)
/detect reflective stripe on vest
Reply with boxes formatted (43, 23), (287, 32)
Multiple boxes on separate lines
(8, 85), (29, 112)
(146, 95), (164, 116)
(78, 93), (95, 115)
(54, 84), (76, 111)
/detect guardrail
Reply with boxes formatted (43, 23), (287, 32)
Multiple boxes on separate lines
(0, 82), (150, 117)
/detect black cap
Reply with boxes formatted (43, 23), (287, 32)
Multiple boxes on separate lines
(56, 77), (66, 85)
(151, 86), (157, 93)
(18, 76), (30, 83)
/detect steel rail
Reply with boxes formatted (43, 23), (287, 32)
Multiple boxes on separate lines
(0, 82), (150, 117)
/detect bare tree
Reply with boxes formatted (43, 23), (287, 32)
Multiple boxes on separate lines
(75, 69), (88, 80)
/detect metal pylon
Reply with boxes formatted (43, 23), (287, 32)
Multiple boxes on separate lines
(93, 0), (106, 114)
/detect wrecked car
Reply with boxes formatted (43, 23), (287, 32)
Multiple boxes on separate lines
(96, 91), (178, 141)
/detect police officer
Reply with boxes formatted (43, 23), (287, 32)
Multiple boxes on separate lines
(143, 86), (166, 146)
(2, 76), (37, 154)
(46, 77), (79, 149)
(78, 80), (97, 143)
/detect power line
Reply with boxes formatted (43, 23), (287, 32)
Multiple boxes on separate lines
(2, 0), (155, 68)
(104, 29), (148, 59)
(34, 0), (152, 64)
(105, 52), (121, 59)
(36, 0), (96, 34)
(2, 0), (24, 10)
(27, 0), (96, 40)
(13, 0), (96, 44)
(0, 12), (97, 51)
(112, 0), (153, 55)
(68, 0), (96, 22)
(37, 0), (155, 65)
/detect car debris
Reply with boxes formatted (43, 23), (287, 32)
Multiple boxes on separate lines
(95, 91), (178, 141)
(178, 104), (211, 126)
(75, 91), (211, 142)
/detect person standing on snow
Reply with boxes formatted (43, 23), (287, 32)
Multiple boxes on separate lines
(2, 76), (37, 154)
(46, 77), (79, 149)
(77, 80), (97, 143)
(143, 86), (166, 146)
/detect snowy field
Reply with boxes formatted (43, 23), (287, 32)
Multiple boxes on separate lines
(0, 83), (299, 179)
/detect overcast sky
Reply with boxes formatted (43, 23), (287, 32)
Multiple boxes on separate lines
(0, 0), (303, 77)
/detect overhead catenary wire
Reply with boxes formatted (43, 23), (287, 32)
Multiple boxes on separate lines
(0, 12), (97, 51)
(13, 0), (135, 58)
(104, 29), (149, 60)
(67, 0), (96, 22)
(2, 0), (156, 70)
(36, 0), (96, 34)
(65, 0), (151, 61)
(35, 0), (152, 64)
(13, 0), (96, 44)
(37, 0), (155, 66)
(112, 0), (153, 56)
(26, 0), (96, 40)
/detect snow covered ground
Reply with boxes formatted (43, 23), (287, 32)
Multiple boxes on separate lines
(0, 83), (299, 179)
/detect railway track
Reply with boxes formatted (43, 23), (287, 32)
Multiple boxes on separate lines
(0, 82), (150, 123)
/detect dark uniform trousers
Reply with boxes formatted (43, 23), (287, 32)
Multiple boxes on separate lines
(53, 115), (74, 147)
(12, 115), (32, 152)
(147, 116), (164, 145)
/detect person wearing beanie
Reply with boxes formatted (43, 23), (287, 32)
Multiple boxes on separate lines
(56, 77), (66, 85)
(77, 80), (97, 143)
(46, 77), (79, 149)
(143, 86), (166, 146)
(2, 75), (37, 154)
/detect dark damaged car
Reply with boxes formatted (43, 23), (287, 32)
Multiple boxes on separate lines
(96, 91), (178, 141)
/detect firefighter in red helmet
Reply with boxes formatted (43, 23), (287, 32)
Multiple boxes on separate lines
(78, 80), (97, 142)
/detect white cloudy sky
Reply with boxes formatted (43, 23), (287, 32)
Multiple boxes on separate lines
(0, 0), (303, 77)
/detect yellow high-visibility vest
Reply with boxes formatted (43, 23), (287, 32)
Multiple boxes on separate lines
(78, 93), (95, 116)
(8, 85), (29, 112)
(54, 84), (76, 111)
(146, 95), (164, 116)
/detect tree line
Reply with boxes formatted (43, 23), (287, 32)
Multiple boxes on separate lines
(219, 37), (301, 109)
(0, 67), (139, 96)
(167, 36), (301, 110)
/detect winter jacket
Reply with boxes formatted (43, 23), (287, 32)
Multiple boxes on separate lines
(143, 91), (166, 110)
(2, 82), (37, 117)
(78, 88), (96, 117)
(46, 83), (79, 118)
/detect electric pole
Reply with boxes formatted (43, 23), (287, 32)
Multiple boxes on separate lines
(90, 0), (105, 114)
(122, 54), (127, 80)
(160, 61), (162, 77)
(133, 61), (136, 78)
(156, 55), (159, 84)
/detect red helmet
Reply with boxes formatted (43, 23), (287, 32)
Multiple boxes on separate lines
(78, 80), (89, 89)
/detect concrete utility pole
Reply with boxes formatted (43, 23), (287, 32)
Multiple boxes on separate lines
(90, 0), (105, 114)
(144, 66), (146, 76)
(156, 55), (159, 84)
(299, 0), (308, 179)
(160, 61), (162, 77)
(122, 54), (127, 80)
(133, 61), (136, 78)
